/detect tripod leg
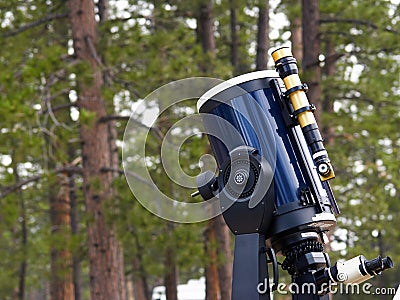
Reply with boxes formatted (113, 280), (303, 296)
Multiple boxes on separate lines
(232, 233), (271, 300)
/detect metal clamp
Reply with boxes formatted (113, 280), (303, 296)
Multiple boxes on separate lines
(284, 83), (309, 98)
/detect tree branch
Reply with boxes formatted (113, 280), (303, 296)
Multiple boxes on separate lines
(41, 102), (77, 115)
(44, 89), (73, 131)
(84, 35), (104, 67)
(320, 18), (399, 35)
(1, 166), (82, 198)
(1, 13), (68, 38)
(319, 46), (398, 66)
(107, 75), (142, 98)
(338, 96), (399, 108)
(98, 115), (130, 122)
(108, 14), (154, 24)
(78, 36), (143, 100)
(321, 18), (378, 29)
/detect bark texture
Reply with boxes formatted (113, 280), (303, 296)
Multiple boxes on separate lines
(291, 16), (303, 64)
(322, 39), (336, 146)
(204, 219), (220, 300)
(132, 232), (150, 300)
(50, 173), (74, 300)
(197, 0), (216, 56)
(164, 244), (178, 300)
(69, 170), (82, 300)
(214, 215), (232, 300)
(229, 0), (239, 73)
(14, 164), (27, 300)
(132, 256), (150, 300)
(302, 0), (321, 123)
(67, 1), (126, 299)
(256, 0), (269, 70)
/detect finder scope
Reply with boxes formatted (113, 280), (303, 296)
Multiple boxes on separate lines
(271, 47), (334, 180)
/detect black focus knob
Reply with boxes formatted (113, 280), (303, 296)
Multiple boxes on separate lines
(193, 170), (218, 201)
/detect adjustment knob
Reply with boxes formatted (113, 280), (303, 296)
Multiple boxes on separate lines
(193, 170), (218, 201)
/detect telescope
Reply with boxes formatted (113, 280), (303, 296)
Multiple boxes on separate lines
(193, 47), (393, 299)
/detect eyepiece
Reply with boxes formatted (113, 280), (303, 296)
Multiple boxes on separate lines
(365, 256), (394, 275)
(383, 256), (394, 269)
(365, 256), (384, 274)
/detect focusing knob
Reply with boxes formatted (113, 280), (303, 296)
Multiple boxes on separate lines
(193, 170), (218, 201)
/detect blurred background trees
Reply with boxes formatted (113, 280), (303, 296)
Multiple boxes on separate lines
(0, 0), (398, 299)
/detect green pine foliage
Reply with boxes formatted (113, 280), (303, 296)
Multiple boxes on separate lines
(320, 0), (400, 294)
(0, 0), (398, 298)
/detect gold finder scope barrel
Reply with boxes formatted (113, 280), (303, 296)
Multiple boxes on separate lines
(271, 47), (335, 181)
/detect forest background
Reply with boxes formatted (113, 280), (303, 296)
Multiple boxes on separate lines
(0, 0), (399, 299)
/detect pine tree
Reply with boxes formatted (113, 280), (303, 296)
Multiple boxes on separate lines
(67, 0), (126, 298)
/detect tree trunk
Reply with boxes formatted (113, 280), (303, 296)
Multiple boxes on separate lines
(322, 38), (336, 146)
(67, 1), (126, 299)
(256, 0), (269, 70)
(50, 173), (74, 300)
(164, 223), (178, 300)
(69, 170), (82, 300)
(98, 0), (109, 23)
(291, 13), (302, 64)
(197, 0), (216, 56)
(214, 215), (232, 300)
(302, 0), (321, 123)
(229, 0), (239, 74)
(43, 96), (74, 300)
(204, 219), (220, 300)
(17, 206), (27, 300)
(132, 256), (149, 300)
(164, 248), (178, 300)
(14, 164), (27, 300)
(132, 232), (150, 300)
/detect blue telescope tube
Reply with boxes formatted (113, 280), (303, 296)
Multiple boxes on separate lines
(198, 71), (308, 207)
